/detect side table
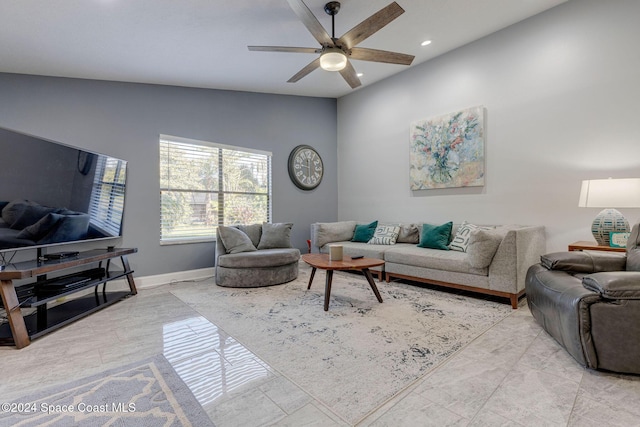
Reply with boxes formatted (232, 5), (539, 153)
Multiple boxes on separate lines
(568, 241), (626, 253)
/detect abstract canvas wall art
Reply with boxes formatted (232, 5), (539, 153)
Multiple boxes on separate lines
(410, 106), (485, 190)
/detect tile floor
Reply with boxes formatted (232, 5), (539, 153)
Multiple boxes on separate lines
(1, 272), (640, 427)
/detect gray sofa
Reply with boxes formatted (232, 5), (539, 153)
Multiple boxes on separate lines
(215, 223), (300, 288)
(311, 221), (545, 308)
(525, 223), (640, 374)
(0, 199), (90, 249)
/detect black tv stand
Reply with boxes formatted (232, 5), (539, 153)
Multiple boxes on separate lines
(0, 248), (137, 348)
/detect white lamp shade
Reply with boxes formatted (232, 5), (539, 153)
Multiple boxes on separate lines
(578, 178), (640, 208)
(320, 48), (347, 72)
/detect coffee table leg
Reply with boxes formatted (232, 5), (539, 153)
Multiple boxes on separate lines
(307, 267), (316, 290)
(363, 269), (383, 303)
(324, 270), (333, 311)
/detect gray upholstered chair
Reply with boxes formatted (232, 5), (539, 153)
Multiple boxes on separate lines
(525, 223), (640, 374)
(215, 223), (300, 288)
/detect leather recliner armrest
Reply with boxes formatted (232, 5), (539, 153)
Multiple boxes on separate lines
(540, 251), (627, 273)
(582, 272), (640, 299)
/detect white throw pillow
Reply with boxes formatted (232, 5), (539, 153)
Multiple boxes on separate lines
(449, 221), (487, 252)
(368, 225), (401, 245)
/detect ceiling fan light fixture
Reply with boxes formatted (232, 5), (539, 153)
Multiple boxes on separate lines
(320, 47), (347, 71)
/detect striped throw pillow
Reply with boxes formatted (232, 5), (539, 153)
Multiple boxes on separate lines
(368, 225), (401, 245)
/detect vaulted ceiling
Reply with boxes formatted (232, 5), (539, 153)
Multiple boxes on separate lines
(0, 0), (567, 98)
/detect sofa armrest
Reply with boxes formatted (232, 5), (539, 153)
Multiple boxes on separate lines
(582, 272), (640, 299)
(489, 225), (546, 294)
(541, 251), (627, 273)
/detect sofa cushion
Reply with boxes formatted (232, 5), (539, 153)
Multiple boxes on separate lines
(582, 272), (640, 299)
(541, 251), (627, 273)
(16, 212), (62, 241)
(315, 221), (356, 248)
(1, 199), (29, 227)
(449, 221), (488, 252)
(217, 248), (300, 268)
(218, 226), (257, 254)
(418, 222), (453, 250)
(368, 224), (400, 245)
(466, 228), (503, 268)
(397, 223), (419, 243)
(384, 244), (487, 275)
(0, 227), (35, 249)
(626, 223), (640, 272)
(37, 213), (90, 244)
(352, 220), (378, 243)
(2, 200), (54, 230)
(257, 222), (293, 249)
(320, 241), (387, 260)
(236, 224), (262, 248)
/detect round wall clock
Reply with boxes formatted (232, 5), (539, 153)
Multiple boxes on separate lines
(288, 145), (324, 190)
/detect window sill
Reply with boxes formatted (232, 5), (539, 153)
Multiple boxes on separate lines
(160, 238), (215, 246)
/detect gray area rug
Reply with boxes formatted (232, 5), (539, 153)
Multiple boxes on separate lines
(1, 355), (214, 427)
(172, 269), (513, 424)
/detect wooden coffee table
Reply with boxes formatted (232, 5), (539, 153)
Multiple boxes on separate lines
(301, 253), (385, 311)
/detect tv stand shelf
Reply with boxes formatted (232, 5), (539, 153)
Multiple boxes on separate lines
(0, 248), (137, 349)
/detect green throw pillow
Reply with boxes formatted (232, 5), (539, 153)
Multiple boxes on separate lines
(418, 222), (453, 250)
(352, 220), (378, 243)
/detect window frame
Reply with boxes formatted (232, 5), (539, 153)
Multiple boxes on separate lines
(159, 134), (272, 245)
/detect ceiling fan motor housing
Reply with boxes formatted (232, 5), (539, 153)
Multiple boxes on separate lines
(324, 2), (341, 16)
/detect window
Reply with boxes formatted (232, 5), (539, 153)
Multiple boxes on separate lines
(88, 155), (127, 237)
(159, 135), (271, 244)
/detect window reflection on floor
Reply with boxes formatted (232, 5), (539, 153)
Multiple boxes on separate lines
(162, 316), (272, 405)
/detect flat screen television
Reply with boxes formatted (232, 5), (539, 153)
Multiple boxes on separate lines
(0, 126), (127, 257)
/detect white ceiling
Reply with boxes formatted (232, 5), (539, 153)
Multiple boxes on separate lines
(0, 0), (567, 98)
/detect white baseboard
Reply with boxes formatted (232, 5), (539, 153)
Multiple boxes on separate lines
(134, 267), (215, 289)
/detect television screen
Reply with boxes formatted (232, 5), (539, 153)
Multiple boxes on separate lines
(0, 127), (127, 253)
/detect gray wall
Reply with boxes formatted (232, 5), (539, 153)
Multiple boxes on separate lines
(0, 74), (338, 276)
(337, 0), (640, 252)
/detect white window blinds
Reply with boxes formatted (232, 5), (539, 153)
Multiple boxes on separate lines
(160, 135), (271, 244)
(88, 155), (126, 237)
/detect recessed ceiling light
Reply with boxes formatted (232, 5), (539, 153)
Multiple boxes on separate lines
(357, 72), (364, 77)
(421, 40), (432, 46)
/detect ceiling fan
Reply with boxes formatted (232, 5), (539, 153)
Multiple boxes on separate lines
(248, 0), (415, 89)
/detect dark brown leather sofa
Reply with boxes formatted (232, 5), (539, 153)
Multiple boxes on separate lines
(525, 223), (640, 375)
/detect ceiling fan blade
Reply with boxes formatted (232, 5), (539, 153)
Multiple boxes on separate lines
(349, 47), (414, 65)
(339, 60), (362, 89)
(287, 0), (332, 46)
(248, 46), (319, 54)
(287, 57), (321, 83)
(339, 2), (405, 49)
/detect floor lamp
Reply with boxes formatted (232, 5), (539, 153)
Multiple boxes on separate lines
(578, 178), (640, 246)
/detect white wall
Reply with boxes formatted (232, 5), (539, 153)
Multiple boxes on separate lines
(337, 0), (640, 252)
